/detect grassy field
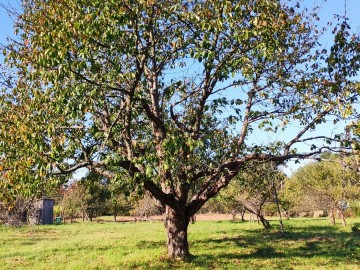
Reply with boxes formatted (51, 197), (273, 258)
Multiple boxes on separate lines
(0, 217), (359, 270)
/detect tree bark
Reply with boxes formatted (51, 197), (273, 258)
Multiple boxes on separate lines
(239, 208), (246, 222)
(338, 209), (346, 226)
(330, 205), (336, 226)
(164, 206), (190, 259)
(231, 210), (237, 220)
(259, 214), (271, 229)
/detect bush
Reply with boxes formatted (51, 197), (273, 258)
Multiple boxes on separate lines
(350, 201), (360, 217)
(351, 223), (360, 232)
(0, 198), (30, 226)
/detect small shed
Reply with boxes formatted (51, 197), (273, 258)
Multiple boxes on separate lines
(29, 198), (54, 225)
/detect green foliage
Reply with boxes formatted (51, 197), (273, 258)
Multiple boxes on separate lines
(350, 200), (360, 217)
(53, 204), (61, 218)
(1, 0), (359, 200)
(106, 193), (132, 217)
(1, 0), (360, 257)
(79, 176), (111, 219)
(351, 223), (360, 232)
(283, 157), (360, 218)
(198, 196), (227, 214)
(59, 174), (134, 221)
(220, 162), (284, 212)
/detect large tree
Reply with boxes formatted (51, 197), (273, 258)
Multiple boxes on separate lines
(0, 0), (359, 258)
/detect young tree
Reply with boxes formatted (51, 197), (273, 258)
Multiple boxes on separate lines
(225, 162), (285, 229)
(80, 174), (111, 221)
(217, 186), (247, 221)
(1, 0), (359, 258)
(131, 192), (163, 219)
(107, 192), (132, 222)
(61, 182), (89, 223)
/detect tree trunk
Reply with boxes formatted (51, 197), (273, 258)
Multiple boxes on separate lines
(249, 212), (256, 222)
(190, 215), (196, 224)
(259, 216), (270, 230)
(114, 214), (117, 222)
(259, 214), (271, 229)
(240, 208), (246, 222)
(330, 205), (336, 226)
(231, 210), (237, 220)
(164, 206), (190, 259)
(338, 210), (346, 226)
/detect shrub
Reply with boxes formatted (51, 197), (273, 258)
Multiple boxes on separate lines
(350, 201), (360, 217)
(0, 198), (31, 226)
(351, 223), (360, 232)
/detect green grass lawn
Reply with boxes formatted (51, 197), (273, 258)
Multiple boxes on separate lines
(0, 217), (359, 269)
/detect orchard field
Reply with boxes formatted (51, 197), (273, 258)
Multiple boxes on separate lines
(1, 217), (359, 270)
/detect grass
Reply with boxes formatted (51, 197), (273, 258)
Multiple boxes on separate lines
(0, 217), (359, 269)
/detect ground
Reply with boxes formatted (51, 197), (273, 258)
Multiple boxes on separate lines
(0, 216), (359, 269)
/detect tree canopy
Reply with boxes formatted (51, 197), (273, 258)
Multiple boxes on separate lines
(1, 0), (360, 259)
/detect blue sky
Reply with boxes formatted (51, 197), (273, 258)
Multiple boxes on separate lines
(0, 0), (359, 176)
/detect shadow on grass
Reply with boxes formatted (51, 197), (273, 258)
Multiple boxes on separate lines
(121, 222), (360, 269)
(187, 224), (360, 268)
(136, 240), (165, 249)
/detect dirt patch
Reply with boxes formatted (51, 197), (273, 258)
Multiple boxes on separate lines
(193, 214), (234, 221)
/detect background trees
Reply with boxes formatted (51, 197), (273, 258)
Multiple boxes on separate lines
(283, 157), (360, 226)
(1, 0), (359, 259)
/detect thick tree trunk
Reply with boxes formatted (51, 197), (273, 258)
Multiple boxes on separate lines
(164, 206), (190, 259)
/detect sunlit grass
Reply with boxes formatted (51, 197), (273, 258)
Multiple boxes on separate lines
(0, 217), (359, 269)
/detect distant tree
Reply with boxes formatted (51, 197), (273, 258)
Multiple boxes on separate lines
(61, 176), (128, 222)
(131, 192), (163, 219)
(241, 163), (285, 229)
(197, 196), (227, 214)
(284, 158), (360, 226)
(106, 193), (132, 222)
(349, 124), (360, 172)
(1, 0), (360, 258)
(61, 182), (89, 222)
(218, 188), (247, 221)
(79, 175), (111, 221)
(350, 200), (360, 217)
(219, 162), (285, 229)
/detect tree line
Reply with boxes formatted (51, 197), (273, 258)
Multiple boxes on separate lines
(2, 154), (359, 229)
